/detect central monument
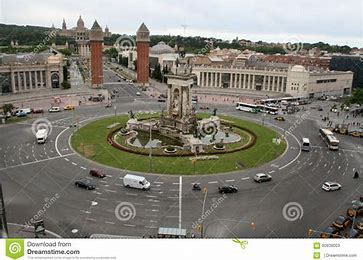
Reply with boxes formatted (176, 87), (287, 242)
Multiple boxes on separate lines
(159, 74), (197, 137)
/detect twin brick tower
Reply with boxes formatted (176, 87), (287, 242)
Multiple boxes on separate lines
(90, 22), (150, 87)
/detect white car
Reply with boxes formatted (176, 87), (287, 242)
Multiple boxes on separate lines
(322, 182), (342, 192)
(253, 173), (272, 183)
(48, 107), (61, 113)
(136, 91), (141, 96)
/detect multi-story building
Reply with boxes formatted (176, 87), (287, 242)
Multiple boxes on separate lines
(0, 53), (64, 94)
(193, 65), (353, 98)
(329, 55), (363, 89)
(57, 16), (111, 56)
(264, 55), (331, 70)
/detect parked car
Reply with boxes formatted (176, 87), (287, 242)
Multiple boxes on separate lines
(16, 111), (27, 117)
(321, 181), (342, 192)
(32, 108), (44, 114)
(64, 104), (75, 110)
(48, 107), (61, 113)
(320, 226), (340, 238)
(355, 222), (363, 232)
(254, 173), (272, 183)
(218, 185), (238, 194)
(105, 103), (112, 108)
(347, 199), (363, 217)
(199, 105), (209, 110)
(89, 169), (106, 178)
(274, 116), (285, 121)
(348, 130), (363, 138)
(75, 179), (96, 190)
(15, 108), (31, 116)
(332, 215), (352, 230)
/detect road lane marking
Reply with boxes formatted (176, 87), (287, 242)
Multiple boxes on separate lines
(208, 181), (218, 184)
(80, 166), (87, 170)
(124, 224), (136, 227)
(126, 193), (138, 196)
(71, 162), (77, 166)
(241, 177), (250, 180)
(225, 179), (235, 182)
(146, 195), (158, 198)
(105, 189), (117, 193)
(105, 221), (115, 225)
(86, 218), (96, 222)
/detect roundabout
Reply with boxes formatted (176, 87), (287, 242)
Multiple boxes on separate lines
(70, 113), (287, 175)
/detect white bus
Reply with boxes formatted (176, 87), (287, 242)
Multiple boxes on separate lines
(301, 138), (310, 151)
(319, 128), (339, 150)
(258, 105), (279, 115)
(236, 102), (259, 113)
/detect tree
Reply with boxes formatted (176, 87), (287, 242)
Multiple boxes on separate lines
(152, 64), (162, 81)
(349, 88), (363, 105)
(2, 104), (14, 114)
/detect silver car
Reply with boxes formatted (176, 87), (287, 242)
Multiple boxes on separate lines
(254, 173), (272, 183)
(322, 182), (342, 192)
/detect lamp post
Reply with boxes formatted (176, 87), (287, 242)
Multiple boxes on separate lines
(149, 114), (152, 173)
(0, 183), (8, 238)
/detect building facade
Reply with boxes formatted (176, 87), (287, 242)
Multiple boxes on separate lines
(136, 23), (150, 86)
(58, 16), (110, 56)
(0, 53), (64, 94)
(329, 55), (363, 89)
(193, 65), (353, 98)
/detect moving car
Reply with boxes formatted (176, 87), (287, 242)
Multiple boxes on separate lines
(274, 116), (285, 121)
(332, 215), (352, 230)
(64, 104), (75, 110)
(75, 179), (96, 190)
(218, 185), (238, 194)
(89, 169), (106, 178)
(36, 129), (48, 144)
(105, 103), (112, 108)
(320, 226), (340, 238)
(254, 173), (272, 183)
(48, 107), (61, 113)
(123, 174), (150, 190)
(136, 91), (141, 96)
(321, 182), (342, 192)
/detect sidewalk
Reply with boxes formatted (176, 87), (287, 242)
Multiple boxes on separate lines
(6, 223), (61, 238)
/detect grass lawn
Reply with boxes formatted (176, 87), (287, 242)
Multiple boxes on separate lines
(71, 114), (286, 175)
(4, 116), (29, 124)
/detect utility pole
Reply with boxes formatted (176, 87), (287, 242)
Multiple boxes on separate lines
(149, 115), (152, 172)
(0, 183), (9, 238)
(201, 187), (208, 238)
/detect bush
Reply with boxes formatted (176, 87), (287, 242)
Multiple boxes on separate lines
(62, 81), (71, 89)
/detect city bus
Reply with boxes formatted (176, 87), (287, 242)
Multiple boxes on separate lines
(301, 137), (310, 151)
(319, 128), (339, 150)
(257, 105), (279, 115)
(236, 102), (259, 113)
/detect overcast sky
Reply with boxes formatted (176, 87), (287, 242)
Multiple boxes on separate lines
(0, 0), (362, 47)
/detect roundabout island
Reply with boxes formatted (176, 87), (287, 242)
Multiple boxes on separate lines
(71, 74), (286, 175)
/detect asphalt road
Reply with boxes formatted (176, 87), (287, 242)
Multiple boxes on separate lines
(1, 72), (362, 238)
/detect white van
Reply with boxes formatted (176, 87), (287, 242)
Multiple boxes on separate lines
(301, 137), (310, 151)
(36, 129), (48, 144)
(15, 108), (31, 116)
(123, 174), (150, 190)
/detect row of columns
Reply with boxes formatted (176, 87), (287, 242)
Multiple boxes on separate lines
(198, 72), (287, 92)
(11, 70), (48, 93)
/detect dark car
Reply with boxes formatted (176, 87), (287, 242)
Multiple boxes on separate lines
(332, 215), (352, 230)
(89, 169), (106, 178)
(218, 185), (238, 194)
(320, 226), (340, 238)
(75, 179), (96, 190)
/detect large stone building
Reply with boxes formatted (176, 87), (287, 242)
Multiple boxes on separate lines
(193, 65), (353, 98)
(0, 53), (64, 94)
(57, 16), (111, 56)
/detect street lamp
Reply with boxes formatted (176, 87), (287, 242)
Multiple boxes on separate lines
(0, 183), (9, 238)
(149, 114), (153, 173)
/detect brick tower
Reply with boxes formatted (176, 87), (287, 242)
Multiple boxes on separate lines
(89, 20), (104, 87)
(136, 23), (150, 86)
